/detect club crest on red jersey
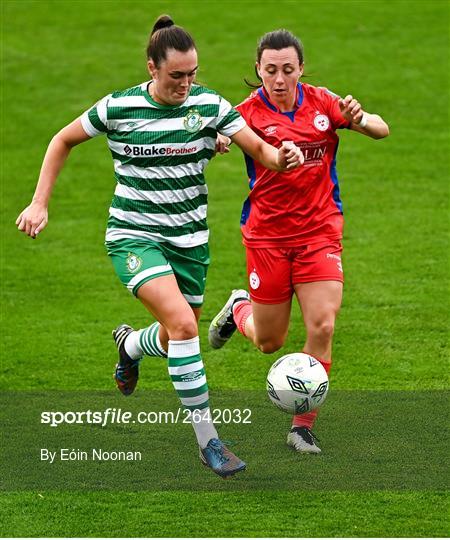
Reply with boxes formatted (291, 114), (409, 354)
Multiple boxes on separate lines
(249, 270), (260, 290)
(314, 114), (330, 131)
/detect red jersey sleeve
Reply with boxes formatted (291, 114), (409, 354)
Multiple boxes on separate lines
(319, 87), (351, 130)
(236, 92), (258, 128)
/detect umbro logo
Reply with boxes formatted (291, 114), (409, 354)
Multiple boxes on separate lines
(180, 370), (202, 383)
(287, 376), (309, 394)
(267, 380), (280, 401)
(312, 381), (328, 398)
(294, 398), (310, 414)
(308, 356), (319, 367)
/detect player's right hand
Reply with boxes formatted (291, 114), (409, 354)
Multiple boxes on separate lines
(16, 202), (48, 239)
(279, 141), (304, 170)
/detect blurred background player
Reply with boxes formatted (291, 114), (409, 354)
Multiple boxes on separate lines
(209, 29), (389, 453)
(16, 17), (302, 477)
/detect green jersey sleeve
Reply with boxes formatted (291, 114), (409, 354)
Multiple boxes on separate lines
(216, 96), (246, 137)
(80, 94), (111, 137)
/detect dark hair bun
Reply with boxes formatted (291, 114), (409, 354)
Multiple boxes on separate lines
(152, 14), (174, 34)
(146, 15), (195, 65)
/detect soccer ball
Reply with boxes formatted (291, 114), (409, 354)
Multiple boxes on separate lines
(266, 353), (329, 414)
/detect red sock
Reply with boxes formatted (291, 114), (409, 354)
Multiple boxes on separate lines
(232, 300), (252, 337)
(292, 356), (332, 429)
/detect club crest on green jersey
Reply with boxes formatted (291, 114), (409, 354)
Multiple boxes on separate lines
(183, 109), (202, 133)
(126, 253), (142, 273)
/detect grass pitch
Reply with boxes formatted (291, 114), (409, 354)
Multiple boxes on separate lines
(1, 0), (449, 537)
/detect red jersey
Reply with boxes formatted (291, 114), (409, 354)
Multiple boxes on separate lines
(236, 83), (350, 247)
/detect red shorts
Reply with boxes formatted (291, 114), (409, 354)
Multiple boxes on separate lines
(245, 240), (344, 304)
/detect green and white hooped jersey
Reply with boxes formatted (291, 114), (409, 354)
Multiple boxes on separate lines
(80, 82), (246, 248)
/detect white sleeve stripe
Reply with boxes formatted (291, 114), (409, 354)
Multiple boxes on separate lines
(219, 116), (246, 137)
(96, 94), (110, 126)
(218, 96), (233, 119)
(80, 112), (100, 137)
(79, 94), (111, 137)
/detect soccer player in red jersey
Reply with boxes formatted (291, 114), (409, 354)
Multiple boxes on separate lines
(209, 29), (389, 453)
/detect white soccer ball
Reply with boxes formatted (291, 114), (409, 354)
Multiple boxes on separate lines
(266, 353), (329, 414)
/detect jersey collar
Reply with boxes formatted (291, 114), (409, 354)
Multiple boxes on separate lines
(257, 83), (304, 116)
(142, 80), (190, 109)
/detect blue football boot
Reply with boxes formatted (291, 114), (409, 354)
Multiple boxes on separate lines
(199, 438), (246, 478)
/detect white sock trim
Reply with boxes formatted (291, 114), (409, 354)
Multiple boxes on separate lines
(191, 407), (219, 448)
(124, 330), (144, 360)
(168, 336), (200, 358)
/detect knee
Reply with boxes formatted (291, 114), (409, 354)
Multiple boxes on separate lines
(256, 339), (285, 355)
(308, 318), (335, 342)
(167, 317), (198, 341)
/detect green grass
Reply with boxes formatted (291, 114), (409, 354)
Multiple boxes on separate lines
(1, 0), (449, 537)
(2, 491), (448, 538)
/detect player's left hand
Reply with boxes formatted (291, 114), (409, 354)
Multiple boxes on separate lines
(16, 201), (48, 239)
(339, 95), (364, 124)
(278, 141), (304, 170)
(214, 134), (231, 156)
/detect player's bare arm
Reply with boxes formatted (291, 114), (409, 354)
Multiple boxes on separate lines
(230, 125), (304, 171)
(338, 95), (389, 139)
(16, 118), (90, 238)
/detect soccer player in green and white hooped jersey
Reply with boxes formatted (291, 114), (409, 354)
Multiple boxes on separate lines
(16, 14), (303, 478)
